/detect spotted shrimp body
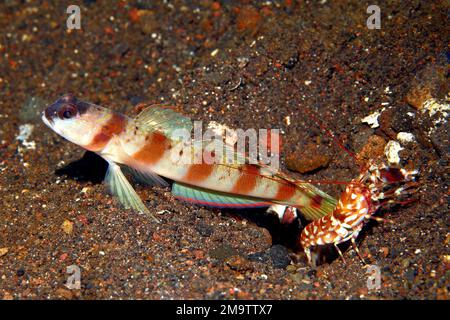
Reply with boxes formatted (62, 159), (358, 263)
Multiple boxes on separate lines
(300, 165), (417, 265)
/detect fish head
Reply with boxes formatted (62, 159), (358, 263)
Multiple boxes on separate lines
(42, 93), (118, 149)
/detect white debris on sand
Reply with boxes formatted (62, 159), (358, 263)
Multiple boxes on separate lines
(397, 132), (416, 143)
(384, 140), (404, 164)
(422, 98), (449, 117)
(16, 124), (34, 142)
(16, 124), (36, 150)
(361, 107), (417, 163)
(421, 98), (449, 135)
(361, 110), (381, 128)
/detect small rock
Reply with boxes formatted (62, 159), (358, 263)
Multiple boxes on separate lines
(81, 187), (91, 194)
(2, 292), (13, 300)
(16, 268), (25, 277)
(137, 10), (158, 35)
(247, 251), (270, 263)
(269, 245), (290, 269)
(361, 111), (381, 128)
(192, 250), (204, 260)
(406, 86), (432, 110)
(62, 220), (74, 235)
(55, 288), (74, 299)
(397, 132), (415, 143)
(401, 258), (411, 268)
(236, 6), (261, 33)
(356, 135), (386, 165)
(225, 255), (253, 272)
(209, 244), (238, 262)
(436, 288), (449, 300)
(0, 247), (9, 257)
(284, 53), (299, 69)
(380, 247), (389, 258)
(195, 222), (213, 237)
(236, 290), (251, 299)
(405, 63), (447, 111)
(185, 260), (194, 266)
(286, 143), (331, 173)
(379, 106), (415, 139)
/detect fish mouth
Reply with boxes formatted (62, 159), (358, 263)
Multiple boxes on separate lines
(41, 111), (53, 127)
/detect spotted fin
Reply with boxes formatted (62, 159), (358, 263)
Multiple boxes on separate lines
(105, 162), (159, 222)
(172, 182), (271, 208)
(134, 105), (193, 138)
(294, 196), (337, 221)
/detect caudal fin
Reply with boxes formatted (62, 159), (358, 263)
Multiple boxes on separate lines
(293, 182), (338, 220)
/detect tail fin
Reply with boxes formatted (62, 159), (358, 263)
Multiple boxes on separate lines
(297, 182), (338, 220)
(273, 181), (338, 221)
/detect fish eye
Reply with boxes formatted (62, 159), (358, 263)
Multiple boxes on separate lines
(58, 105), (77, 119)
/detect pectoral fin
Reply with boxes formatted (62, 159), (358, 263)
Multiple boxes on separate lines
(105, 162), (159, 222)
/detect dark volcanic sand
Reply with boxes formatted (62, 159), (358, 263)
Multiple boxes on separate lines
(0, 1), (448, 299)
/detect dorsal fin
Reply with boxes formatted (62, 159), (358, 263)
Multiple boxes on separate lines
(133, 104), (193, 138)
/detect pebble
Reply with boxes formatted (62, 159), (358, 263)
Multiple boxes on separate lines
(195, 222), (213, 237)
(3, 292), (13, 300)
(405, 63), (446, 111)
(269, 245), (290, 269)
(379, 106), (415, 139)
(55, 288), (74, 299)
(225, 255), (253, 272)
(401, 258), (411, 268)
(192, 250), (204, 260)
(247, 251), (270, 263)
(62, 220), (74, 235)
(356, 135), (386, 165)
(0, 247), (9, 257)
(285, 144), (331, 173)
(236, 6), (261, 33)
(81, 187), (91, 194)
(380, 247), (389, 258)
(209, 244), (238, 262)
(16, 268), (25, 277)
